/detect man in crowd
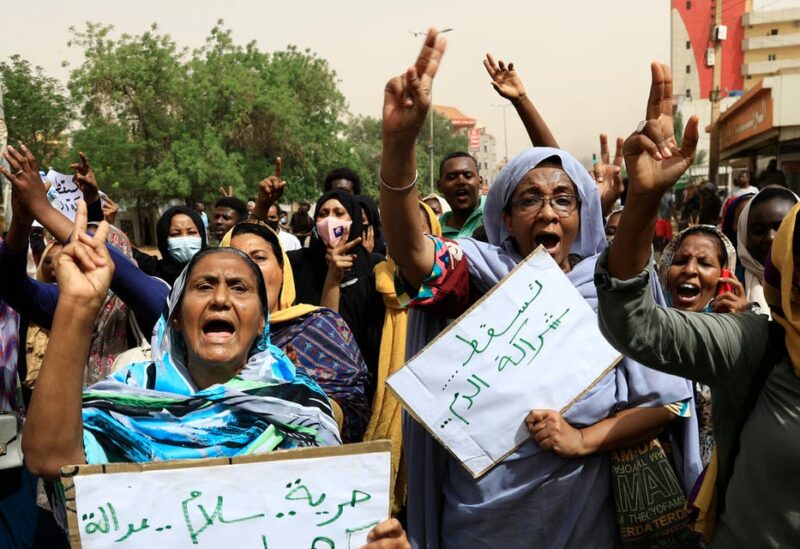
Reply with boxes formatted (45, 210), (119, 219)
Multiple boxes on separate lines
(729, 170), (758, 198)
(267, 203), (302, 251)
(437, 152), (484, 238)
(194, 200), (209, 240)
(290, 201), (314, 244)
(213, 197), (248, 243)
(323, 167), (362, 194)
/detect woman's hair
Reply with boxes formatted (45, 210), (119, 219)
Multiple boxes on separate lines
(678, 226), (728, 267)
(179, 247), (269, 314)
(230, 222), (284, 268)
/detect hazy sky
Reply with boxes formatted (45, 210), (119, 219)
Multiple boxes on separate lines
(1, 0), (797, 166)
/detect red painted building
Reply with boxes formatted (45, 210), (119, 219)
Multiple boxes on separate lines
(671, 0), (746, 100)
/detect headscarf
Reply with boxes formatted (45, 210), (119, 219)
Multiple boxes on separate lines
(658, 225), (738, 310)
(459, 147), (607, 305)
(0, 298), (20, 412)
(220, 220), (319, 323)
(721, 192), (754, 245)
(153, 206), (207, 285)
(81, 248), (340, 463)
(737, 185), (799, 314)
(764, 203), (800, 376)
(354, 195), (386, 256)
(422, 193), (451, 214)
(366, 201), (441, 513)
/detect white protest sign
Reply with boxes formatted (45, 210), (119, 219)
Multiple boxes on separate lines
(44, 169), (82, 220)
(387, 248), (621, 478)
(63, 441), (391, 549)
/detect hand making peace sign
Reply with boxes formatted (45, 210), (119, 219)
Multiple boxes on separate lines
(592, 133), (625, 216)
(623, 63), (699, 195)
(55, 200), (115, 309)
(382, 29), (447, 142)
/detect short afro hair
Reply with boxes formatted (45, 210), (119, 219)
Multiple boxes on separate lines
(323, 167), (362, 194)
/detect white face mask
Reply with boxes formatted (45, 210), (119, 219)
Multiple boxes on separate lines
(167, 236), (202, 264)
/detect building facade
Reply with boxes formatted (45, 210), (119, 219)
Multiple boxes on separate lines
(433, 105), (498, 186)
(742, 6), (800, 88)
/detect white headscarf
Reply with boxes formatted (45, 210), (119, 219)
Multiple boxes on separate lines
(736, 185), (799, 315)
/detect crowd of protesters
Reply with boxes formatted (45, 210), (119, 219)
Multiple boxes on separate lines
(1, 28), (799, 548)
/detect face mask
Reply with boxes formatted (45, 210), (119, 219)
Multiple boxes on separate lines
(316, 217), (352, 247)
(167, 236), (202, 263)
(280, 215), (288, 225)
(266, 219), (280, 231)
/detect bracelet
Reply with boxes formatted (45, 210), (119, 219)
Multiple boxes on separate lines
(379, 170), (418, 192)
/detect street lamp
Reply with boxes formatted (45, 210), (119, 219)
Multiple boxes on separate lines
(492, 103), (510, 163)
(410, 28), (454, 193)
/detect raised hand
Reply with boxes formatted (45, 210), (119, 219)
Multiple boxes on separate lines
(624, 63), (699, 195)
(257, 157), (286, 206)
(55, 200), (114, 309)
(360, 518), (411, 549)
(0, 144), (48, 213)
(101, 194), (119, 225)
(382, 29), (447, 142)
(591, 134), (625, 216)
(712, 277), (749, 314)
(325, 227), (363, 281)
(70, 151), (100, 204)
(483, 53), (526, 102)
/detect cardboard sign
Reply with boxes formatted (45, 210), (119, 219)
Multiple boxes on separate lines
(62, 441), (391, 548)
(44, 169), (82, 220)
(387, 248), (621, 478)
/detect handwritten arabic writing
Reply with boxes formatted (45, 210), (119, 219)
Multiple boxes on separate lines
(72, 447), (390, 549)
(78, 482), (376, 547)
(443, 279), (570, 427)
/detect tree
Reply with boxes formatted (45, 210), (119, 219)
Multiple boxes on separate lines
(344, 110), (469, 197)
(0, 55), (72, 166)
(64, 21), (359, 204)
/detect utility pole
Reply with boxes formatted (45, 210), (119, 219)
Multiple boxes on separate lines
(708, 0), (724, 186)
(493, 104), (510, 162)
(410, 28), (454, 193)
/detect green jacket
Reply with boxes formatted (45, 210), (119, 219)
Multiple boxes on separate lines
(594, 248), (795, 548)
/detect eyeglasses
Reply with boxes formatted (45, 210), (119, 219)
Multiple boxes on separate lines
(511, 194), (580, 217)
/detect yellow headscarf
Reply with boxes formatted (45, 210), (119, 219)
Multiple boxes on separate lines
(220, 221), (319, 324)
(764, 202), (800, 375)
(364, 201), (441, 513)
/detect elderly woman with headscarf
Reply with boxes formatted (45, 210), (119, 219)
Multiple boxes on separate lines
(597, 61), (800, 547)
(378, 32), (699, 547)
(735, 185), (799, 315)
(19, 205), (410, 548)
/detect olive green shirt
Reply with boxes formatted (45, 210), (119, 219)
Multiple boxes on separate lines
(594, 248), (800, 548)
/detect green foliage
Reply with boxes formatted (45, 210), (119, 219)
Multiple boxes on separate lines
(0, 54), (72, 166)
(62, 20), (359, 204)
(344, 110), (469, 196)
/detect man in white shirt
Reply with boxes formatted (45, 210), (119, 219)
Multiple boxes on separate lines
(267, 204), (301, 251)
(729, 170), (758, 199)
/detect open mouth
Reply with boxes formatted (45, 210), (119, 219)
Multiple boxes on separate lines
(674, 283), (701, 307)
(534, 233), (561, 252)
(202, 318), (235, 341)
(453, 188), (471, 200)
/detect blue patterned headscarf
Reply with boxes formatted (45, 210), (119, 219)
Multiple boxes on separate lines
(81, 248), (341, 463)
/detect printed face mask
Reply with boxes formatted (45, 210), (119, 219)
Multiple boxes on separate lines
(167, 236), (202, 264)
(316, 217), (352, 247)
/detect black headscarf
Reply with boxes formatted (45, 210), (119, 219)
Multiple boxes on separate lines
(287, 190), (386, 400)
(353, 195), (386, 256)
(134, 206), (207, 286)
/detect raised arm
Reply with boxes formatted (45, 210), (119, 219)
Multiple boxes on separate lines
(22, 202), (114, 479)
(591, 134), (626, 217)
(483, 53), (558, 148)
(608, 63), (698, 280)
(380, 29), (446, 289)
(251, 157), (286, 222)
